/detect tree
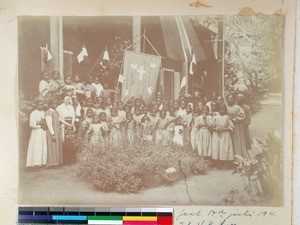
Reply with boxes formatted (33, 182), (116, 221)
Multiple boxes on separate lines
(194, 15), (284, 100)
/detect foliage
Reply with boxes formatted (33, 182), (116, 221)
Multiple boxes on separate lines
(74, 141), (209, 194)
(194, 15), (283, 103)
(110, 36), (133, 71)
(19, 92), (35, 124)
(224, 15), (283, 95)
(223, 130), (281, 205)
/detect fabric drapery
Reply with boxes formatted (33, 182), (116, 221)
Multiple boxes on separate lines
(121, 51), (162, 105)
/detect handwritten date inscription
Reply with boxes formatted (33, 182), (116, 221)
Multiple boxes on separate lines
(177, 208), (277, 225)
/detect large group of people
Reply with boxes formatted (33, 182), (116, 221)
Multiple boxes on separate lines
(26, 70), (252, 169)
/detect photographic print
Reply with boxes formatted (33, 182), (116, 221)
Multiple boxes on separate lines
(18, 15), (283, 206)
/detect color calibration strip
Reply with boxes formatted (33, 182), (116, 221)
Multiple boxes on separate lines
(18, 207), (173, 225)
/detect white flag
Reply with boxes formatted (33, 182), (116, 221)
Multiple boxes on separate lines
(103, 50), (110, 61)
(118, 74), (125, 83)
(180, 76), (187, 90)
(45, 44), (52, 61)
(189, 53), (196, 75)
(77, 47), (88, 63)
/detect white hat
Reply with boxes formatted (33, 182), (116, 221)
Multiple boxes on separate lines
(103, 50), (110, 61)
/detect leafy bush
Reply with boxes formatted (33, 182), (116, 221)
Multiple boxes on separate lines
(74, 141), (209, 194)
(224, 130), (282, 205)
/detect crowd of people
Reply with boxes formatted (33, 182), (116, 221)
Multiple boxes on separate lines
(26, 70), (252, 170)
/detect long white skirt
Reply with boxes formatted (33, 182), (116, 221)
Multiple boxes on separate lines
(26, 128), (47, 167)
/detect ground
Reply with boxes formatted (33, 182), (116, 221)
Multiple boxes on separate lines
(19, 93), (282, 205)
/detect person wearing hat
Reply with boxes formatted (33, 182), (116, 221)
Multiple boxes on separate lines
(26, 99), (48, 167)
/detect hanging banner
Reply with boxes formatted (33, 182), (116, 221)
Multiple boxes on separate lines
(121, 50), (162, 104)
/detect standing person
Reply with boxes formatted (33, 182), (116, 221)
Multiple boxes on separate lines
(236, 93), (252, 150)
(181, 103), (193, 147)
(83, 97), (95, 118)
(71, 94), (83, 130)
(87, 115), (104, 147)
(155, 110), (168, 146)
(226, 94), (249, 159)
(125, 113), (135, 146)
(140, 115), (155, 143)
(92, 76), (104, 98)
(197, 106), (212, 159)
(192, 88), (207, 112)
(72, 74), (85, 101)
(100, 82), (118, 101)
(211, 104), (234, 169)
(108, 109), (122, 148)
(100, 101), (111, 118)
(39, 71), (51, 98)
(26, 99), (48, 167)
(189, 109), (201, 151)
(173, 100), (180, 117)
(206, 91), (218, 112)
(84, 76), (97, 99)
(131, 97), (143, 114)
(165, 108), (176, 145)
(56, 95), (76, 142)
(48, 71), (65, 101)
(45, 99), (63, 166)
(94, 100), (102, 116)
(172, 117), (184, 147)
(99, 112), (109, 142)
(217, 96), (224, 108)
(80, 108), (94, 139)
(117, 101), (126, 145)
(210, 101), (220, 118)
(132, 108), (143, 145)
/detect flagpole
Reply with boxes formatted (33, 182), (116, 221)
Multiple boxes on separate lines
(143, 28), (146, 53)
(87, 48), (105, 77)
(185, 61), (188, 95)
(175, 16), (189, 96)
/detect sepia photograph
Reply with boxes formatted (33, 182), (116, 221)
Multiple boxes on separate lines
(18, 15), (283, 206)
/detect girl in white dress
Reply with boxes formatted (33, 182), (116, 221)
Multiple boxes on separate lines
(87, 115), (104, 147)
(108, 109), (122, 148)
(197, 106), (212, 159)
(211, 104), (234, 169)
(155, 110), (168, 146)
(126, 113), (135, 146)
(26, 99), (48, 167)
(172, 117), (184, 147)
(189, 109), (201, 151)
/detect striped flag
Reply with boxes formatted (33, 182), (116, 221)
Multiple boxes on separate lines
(159, 16), (206, 62)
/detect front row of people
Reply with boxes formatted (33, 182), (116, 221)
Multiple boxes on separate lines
(26, 95), (249, 170)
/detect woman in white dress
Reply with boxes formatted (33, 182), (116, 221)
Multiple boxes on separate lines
(26, 99), (48, 167)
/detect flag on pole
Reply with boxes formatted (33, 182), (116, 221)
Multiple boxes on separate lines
(77, 46), (88, 63)
(43, 44), (52, 63)
(159, 16), (206, 62)
(189, 53), (197, 75)
(118, 74), (125, 83)
(103, 50), (110, 61)
(121, 51), (161, 104)
(180, 76), (187, 90)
